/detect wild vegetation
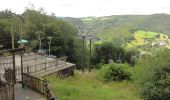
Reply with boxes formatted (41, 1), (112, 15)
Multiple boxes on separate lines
(98, 63), (131, 82)
(0, 8), (170, 100)
(133, 49), (170, 100)
(46, 71), (141, 100)
(62, 14), (170, 100)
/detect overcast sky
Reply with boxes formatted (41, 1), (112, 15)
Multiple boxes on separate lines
(0, 0), (170, 17)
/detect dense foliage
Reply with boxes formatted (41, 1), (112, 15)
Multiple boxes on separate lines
(133, 49), (170, 100)
(92, 42), (137, 67)
(98, 63), (131, 82)
(0, 9), (89, 68)
(0, 10), (20, 49)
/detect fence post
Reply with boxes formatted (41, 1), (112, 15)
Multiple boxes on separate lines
(21, 51), (24, 88)
(12, 51), (16, 83)
(35, 57), (37, 72)
(65, 56), (67, 66)
(0, 73), (1, 88)
(45, 56), (47, 70)
(27, 64), (29, 73)
(12, 84), (15, 100)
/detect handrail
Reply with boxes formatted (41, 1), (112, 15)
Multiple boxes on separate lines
(23, 73), (56, 100)
(1, 56), (67, 81)
(0, 84), (14, 100)
(23, 73), (45, 94)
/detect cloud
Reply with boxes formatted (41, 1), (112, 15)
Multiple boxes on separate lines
(0, 0), (170, 17)
(60, 3), (73, 7)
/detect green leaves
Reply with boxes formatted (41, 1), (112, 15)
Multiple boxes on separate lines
(133, 49), (170, 100)
(98, 63), (131, 82)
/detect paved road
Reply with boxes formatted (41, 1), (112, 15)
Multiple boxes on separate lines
(15, 83), (46, 100)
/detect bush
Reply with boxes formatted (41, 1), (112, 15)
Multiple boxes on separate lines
(98, 63), (131, 82)
(133, 49), (170, 100)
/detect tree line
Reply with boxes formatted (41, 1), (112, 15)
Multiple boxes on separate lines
(0, 9), (84, 66)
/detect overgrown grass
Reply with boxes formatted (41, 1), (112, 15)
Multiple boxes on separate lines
(46, 70), (141, 100)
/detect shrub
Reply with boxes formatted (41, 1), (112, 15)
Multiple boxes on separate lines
(98, 63), (131, 82)
(133, 49), (170, 100)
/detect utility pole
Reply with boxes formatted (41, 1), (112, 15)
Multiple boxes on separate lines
(82, 35), (85, 72)
(48, 37), (52, 56)
(89, 37), (92, 72)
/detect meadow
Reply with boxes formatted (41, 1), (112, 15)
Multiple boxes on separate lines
(47, 70), (141, 100)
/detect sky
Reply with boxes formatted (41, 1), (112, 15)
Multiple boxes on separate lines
(0, 0), (170, 17)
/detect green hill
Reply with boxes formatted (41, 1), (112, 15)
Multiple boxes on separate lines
(62, 14), (170, 38)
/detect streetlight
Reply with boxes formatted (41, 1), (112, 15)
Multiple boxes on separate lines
(18, 15), (23, 47)
(10, 14), (16, 49)
(48, 37), (52, 56)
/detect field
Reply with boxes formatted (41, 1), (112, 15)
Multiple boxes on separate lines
(47, 70), (141, 100)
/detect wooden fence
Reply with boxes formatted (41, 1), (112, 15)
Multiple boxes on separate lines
(0, 84), (14, 100)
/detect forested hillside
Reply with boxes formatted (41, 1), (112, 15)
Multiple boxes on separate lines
(62, 14), (170, 37)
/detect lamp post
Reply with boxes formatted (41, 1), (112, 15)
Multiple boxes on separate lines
(38, 35), (42, 51)
(19, 15), (23, 46)
(11, 14), (16, 49)
(11, 23), (15, 49)
(48, 37), (52, 56)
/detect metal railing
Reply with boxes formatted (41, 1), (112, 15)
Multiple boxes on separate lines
(23, 73), (56, 100)
(23, 73), (45, 94)
(0, 56), (67, 82)
(0, 84), (14, 100)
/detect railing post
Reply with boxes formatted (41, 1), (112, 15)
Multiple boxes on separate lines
(21, 51), (24, 88)
(35, 57), (37, 72)
(12, 51), (16, 83)
(12, 84), (15, 100)
(65, 56), (67, 66)
(27, 64), (29, 73)
(45, 62), (47, 71)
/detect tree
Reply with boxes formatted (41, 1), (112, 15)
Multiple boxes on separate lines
(133, 49), (170, 100)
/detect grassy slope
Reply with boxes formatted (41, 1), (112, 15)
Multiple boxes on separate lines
(47, 71), (141, 100)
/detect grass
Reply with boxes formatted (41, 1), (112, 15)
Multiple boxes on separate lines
(46, 70), (141, 100)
